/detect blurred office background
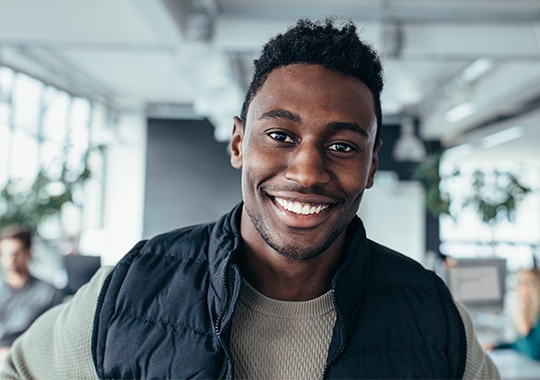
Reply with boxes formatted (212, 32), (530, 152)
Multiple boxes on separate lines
(1, 0), (540, 372)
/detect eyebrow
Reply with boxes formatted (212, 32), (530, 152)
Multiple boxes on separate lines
(259, 109), (301, 122)
(328, 121), (369, 138)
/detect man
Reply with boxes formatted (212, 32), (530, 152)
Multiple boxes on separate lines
(1, 19), (499, 379)
(0, 225), (64, 363)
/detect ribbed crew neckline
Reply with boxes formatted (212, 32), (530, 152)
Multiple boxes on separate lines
(239, 277), (335, 319)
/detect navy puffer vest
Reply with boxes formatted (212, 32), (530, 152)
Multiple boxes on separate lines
(92, 203), (466, 379)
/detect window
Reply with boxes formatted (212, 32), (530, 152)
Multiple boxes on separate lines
(0, 65), (101, 239)
(439, 159), (540, 271)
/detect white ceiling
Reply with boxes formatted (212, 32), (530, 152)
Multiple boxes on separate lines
(0, 0), (539, 164)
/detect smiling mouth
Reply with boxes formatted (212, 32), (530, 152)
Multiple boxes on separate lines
(274, 197), (330, 215)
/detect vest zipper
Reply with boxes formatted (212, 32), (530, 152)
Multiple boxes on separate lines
(214, 274), (227, 335)
(214, 256), (237, 379)
(321, 288), (346, 379)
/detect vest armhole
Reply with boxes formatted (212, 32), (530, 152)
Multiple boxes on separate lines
(91, 239), (147, 378)
(432, 272), (467, 379)
(91, 269), (114, 378)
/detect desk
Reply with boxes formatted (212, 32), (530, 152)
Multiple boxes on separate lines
(489, 350), (540, 379)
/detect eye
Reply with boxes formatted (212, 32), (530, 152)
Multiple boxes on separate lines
(327, 142), (354, 153)
(268, 131), (294, 143)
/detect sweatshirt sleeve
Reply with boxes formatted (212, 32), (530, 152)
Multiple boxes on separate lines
(0, 266), (114, 379)
(456, 301), (501, 380)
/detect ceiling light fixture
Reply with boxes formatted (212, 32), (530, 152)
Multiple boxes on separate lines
(381, 22), (403, 59)
(393, 117), (426, 162)
(480, 126), (524, 149)
(0, 82), (5, 104)
(184, 9), (213, 42)
(442, 143), (475, 161)
(444, 102), (475, 123)
(462, 58), (494, 82)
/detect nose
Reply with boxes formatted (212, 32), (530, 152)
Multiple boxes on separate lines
(284, 142), (331, 187)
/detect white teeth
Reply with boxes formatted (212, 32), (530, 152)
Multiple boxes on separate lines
(275, 198), (330, 215)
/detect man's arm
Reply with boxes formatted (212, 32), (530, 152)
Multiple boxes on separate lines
(456, 301), (501, 379)
(0, 266), (113, 379)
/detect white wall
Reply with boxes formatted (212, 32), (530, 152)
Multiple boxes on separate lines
(79, 110), (147, 266)
(359, 173), (426, 265)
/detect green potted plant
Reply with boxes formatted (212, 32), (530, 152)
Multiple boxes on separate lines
(0, 152), (92, 234)
(413, 152), (531, 253)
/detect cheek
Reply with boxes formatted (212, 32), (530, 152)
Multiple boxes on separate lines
(242, 146), (280, 181)
(340, 163), (373, 193)
(14, 257), (25, 268)
(240, 157), (263, 196)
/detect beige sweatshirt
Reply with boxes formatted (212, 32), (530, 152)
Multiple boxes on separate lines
(1, 266), (500, 379)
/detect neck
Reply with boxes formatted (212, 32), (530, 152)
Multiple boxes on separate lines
(5, 271), (30, 290)
(239, 220), (347, 302)
(239, 254), (340, 301)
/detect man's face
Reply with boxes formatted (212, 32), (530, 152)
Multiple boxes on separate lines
(230, 64), (380, 260)
(0, 238), (31, 275)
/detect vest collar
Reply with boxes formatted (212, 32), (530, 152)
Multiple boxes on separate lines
(207, 204), (371, 319)
(331, 216), (371, 317)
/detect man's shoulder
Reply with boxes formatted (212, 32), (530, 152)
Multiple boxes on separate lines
(133, 222), (217, 261)
(149, 222), (216, 249)
(366, 239), (438, 286)
(130, 205), (242, 263)
(367, 239), (425, 268)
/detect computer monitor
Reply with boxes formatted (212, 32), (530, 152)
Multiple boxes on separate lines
(444, 257), (507, 309)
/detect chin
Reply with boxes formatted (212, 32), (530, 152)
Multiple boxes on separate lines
(265, 226), (343, 261)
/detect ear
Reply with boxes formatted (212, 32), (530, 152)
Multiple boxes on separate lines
(366, 139), (382, 189)
(230, 116), (244, 170)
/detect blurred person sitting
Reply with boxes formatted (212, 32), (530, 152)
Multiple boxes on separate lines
(0, 225), (64, 362)
(488, 268), (540, 361)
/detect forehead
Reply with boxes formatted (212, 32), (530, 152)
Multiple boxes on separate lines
(0, 238), (26, 253)
(247, 64), (376, 130)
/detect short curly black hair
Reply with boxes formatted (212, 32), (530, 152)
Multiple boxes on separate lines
(240, 18), (384, 143)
